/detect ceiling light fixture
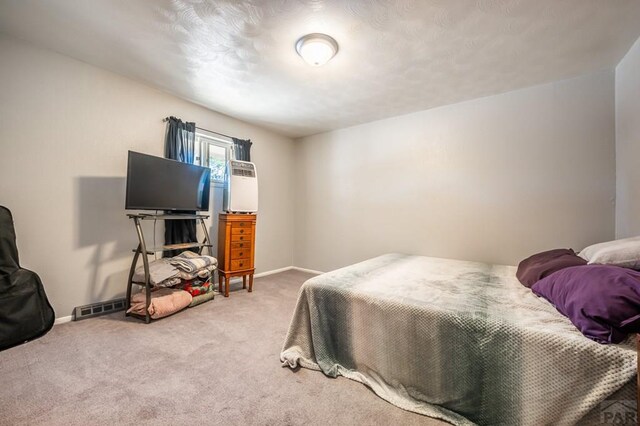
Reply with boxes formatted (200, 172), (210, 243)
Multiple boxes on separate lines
(295, 33), (339, 66)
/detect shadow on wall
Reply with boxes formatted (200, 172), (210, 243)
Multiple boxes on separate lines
(208, 185), (225, 256)
(74, 176), (137, 308)
(201, 185), (225, 284)
(72, 178), (226, 310)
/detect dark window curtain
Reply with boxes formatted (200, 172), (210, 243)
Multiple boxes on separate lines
(232, 137), (252, 161)
(165, 116), (196, 163)
(164, 116), (197, 257)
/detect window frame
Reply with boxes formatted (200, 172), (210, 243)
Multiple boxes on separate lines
(195, 131), (233, 187)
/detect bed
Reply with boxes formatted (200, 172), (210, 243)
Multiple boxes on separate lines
(280, 253), (637, 425)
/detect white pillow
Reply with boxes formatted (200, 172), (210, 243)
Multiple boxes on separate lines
(579, 236), (640, 269)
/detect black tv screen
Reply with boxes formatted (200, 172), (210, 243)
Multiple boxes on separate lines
(125, 151), (210, 211)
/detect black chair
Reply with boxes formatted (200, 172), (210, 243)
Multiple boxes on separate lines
(0, 206), (54, 351)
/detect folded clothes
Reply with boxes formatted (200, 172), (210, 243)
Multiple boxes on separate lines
(133, 258), (179, 286)
(189, 291), (215, 308)
(153, 276), (182, 289)
(170, 251), (218, 274)
(176, 264), (217, 281)
(182, 279), (213, 297)
(142, 265), (216, 289)
(127, 288), (192, 319)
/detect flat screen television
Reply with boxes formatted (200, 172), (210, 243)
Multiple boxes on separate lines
(125, 151), (210, 211)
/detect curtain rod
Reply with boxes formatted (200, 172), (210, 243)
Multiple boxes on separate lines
(162, 117), (240, 141)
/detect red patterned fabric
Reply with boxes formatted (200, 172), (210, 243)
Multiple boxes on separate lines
(181, 279), (213, 297)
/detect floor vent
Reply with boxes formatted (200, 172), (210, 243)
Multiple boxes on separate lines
(74, 298), (127, 321)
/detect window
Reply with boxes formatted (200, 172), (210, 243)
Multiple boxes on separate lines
(194, 132), (232, 185)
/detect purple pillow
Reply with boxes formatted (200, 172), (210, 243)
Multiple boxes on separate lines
(532, 265), (640, 344)
(516, 248), (587, 288)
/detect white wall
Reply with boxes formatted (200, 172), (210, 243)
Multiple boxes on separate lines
(615, 36), (640, 238)
(294, 71), (616, 271)
(0, 36), (295, 317)
(0, 33), (624, 318)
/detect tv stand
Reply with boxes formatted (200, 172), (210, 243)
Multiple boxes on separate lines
(125, 213), (212, 323)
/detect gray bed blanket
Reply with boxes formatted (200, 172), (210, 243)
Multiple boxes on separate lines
(280, 253), (637, 425)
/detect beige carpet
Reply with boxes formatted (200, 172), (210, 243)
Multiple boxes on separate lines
(0, 270), (445, 426)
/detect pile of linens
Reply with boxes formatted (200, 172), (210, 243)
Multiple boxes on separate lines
(127, 251), (217, 319)
(517, 234), (640, 344)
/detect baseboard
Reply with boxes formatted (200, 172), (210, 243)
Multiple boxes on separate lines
(54, 265), (323, 323)
(54, 315), (73, 325)
(227, 265), (322, 284)
(249, 265), (323, 278)
(226, 266), (293, 284)
(291, 266), (324, 275)
(254, 266), (295, 278)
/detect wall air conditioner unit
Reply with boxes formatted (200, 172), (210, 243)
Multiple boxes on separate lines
(223, 160), (258, 213)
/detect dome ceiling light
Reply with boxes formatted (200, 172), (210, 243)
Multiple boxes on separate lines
(295, 33), (339, 66)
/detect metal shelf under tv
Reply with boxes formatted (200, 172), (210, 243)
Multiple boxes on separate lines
(125, 213), (213, 323)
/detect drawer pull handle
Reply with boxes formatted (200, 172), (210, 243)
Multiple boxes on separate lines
(239, 243), (244, 247)
(240, 236), (244, 240)
(239, 223), (245, 226)
(239, 252), (243, 257)
(240, 230), (244, 234)
(239, 263), (244, 267)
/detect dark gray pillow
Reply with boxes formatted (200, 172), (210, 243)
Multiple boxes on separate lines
(516, 248), (587, 288)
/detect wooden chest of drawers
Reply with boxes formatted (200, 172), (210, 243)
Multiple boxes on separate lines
(217, 213), (256, 297)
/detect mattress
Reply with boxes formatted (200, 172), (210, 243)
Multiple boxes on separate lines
(280, 253), (637, 425)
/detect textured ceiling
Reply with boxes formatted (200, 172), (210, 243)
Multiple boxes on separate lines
(1, 0), (639, 138)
